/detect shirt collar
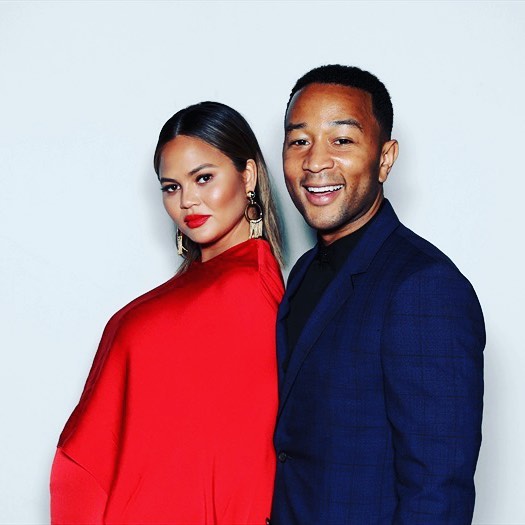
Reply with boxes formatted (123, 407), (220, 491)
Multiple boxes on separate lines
(316, 202), (382, 272)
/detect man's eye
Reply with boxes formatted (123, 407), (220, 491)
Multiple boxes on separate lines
(290, 139), (309, 146)
(196, 174), (213, 184)
(334, 138), (354, 145)
(161, 184), (179, 193)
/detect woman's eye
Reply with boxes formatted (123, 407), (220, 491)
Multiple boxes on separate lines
(196, 174), (213, 184)
(161, 184), (180, 193)
(334, 138), (354, 145)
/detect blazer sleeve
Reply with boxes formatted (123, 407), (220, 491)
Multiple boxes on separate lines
(381, 262), (485, 524)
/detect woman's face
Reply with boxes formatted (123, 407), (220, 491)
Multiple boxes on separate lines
(159, 135), (256, 262)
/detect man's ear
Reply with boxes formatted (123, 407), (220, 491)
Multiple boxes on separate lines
(243, 159), (258, 193)
(378, 140), (399, 183)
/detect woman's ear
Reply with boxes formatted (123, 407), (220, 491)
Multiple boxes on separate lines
(243, 159), (258, 193)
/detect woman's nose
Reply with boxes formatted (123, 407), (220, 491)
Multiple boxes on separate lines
(180, 186), (200, 209)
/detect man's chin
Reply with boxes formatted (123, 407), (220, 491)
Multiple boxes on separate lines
(303, 215), (343, 233)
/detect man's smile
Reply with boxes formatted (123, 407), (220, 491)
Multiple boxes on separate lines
(302, 183), (344, 206)
(304, 184), (344, 194)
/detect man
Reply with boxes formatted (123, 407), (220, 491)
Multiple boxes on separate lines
(270, 65), (485, 524)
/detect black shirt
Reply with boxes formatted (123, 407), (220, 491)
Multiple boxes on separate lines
(284, 216), (377, 371)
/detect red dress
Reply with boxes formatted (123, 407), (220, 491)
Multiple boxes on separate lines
(51, 239), (284, 524)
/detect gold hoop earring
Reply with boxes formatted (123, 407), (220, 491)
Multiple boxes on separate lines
(244, 191), (263, 239)
(176, 228), (188, 257)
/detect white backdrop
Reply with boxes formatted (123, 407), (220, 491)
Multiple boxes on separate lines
(1, 1), (524, 523)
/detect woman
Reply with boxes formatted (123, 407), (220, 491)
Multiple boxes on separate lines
(51, 102), (284, 524)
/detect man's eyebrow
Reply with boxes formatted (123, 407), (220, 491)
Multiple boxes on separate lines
(285, 122), (306, 133)
(330, 119), (363, 131)
(285, 119), (363, 133)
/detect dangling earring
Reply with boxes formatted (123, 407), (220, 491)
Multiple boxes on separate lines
(244, 191), (263, 239)
(176, 228), (188, 257)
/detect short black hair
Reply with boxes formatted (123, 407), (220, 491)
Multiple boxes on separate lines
(286, 64), (393, 140)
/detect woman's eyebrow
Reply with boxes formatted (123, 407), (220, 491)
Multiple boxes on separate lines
(189, 163), (218, 175)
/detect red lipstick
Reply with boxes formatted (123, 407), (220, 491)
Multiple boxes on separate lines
(184, 214), (211, 228)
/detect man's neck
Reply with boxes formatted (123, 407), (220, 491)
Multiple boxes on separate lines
(320, 191), (384, 246)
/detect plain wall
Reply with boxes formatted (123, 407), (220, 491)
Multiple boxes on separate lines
(0, 1), (523, 523)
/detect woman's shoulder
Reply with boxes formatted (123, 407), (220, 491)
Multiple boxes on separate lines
(226, 239), (284, 308)
(104, 240), (284, 337)
(185, 239), (284, 307)
(254, 240), (285, 306)
(194, 239), (284, 314)
(101, 275), (180, 340)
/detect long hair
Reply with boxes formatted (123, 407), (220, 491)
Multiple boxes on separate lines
(154, 101), (283, 274)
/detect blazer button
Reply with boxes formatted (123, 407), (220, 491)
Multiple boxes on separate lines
(266, 519), (271, 525)
(278, 451), (288, 462)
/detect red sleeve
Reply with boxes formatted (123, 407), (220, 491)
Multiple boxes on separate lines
(50, 448), (107, 524)
(58, 332), (128, 493)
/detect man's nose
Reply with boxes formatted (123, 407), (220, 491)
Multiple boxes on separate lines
(302, 142), (334, 173)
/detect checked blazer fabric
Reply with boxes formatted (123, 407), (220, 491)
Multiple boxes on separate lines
(270, 200), (485, 525)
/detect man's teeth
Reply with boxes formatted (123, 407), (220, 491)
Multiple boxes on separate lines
(306, 185), (343, 193)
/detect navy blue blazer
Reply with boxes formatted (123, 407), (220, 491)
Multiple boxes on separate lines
(271, 200), (485, 524)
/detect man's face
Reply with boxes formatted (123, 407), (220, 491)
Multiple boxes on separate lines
(283, 83), (392, 243)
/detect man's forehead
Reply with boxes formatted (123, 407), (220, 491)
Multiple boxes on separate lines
(286, 83), (374, 126)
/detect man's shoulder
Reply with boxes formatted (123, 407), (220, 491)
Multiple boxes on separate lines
(391, 222), (456, 267)
(384, 222), (477, 296)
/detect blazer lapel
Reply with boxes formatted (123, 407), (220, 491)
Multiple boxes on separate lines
(276, 247), (317, 387)
(277, 199), (401, 419)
